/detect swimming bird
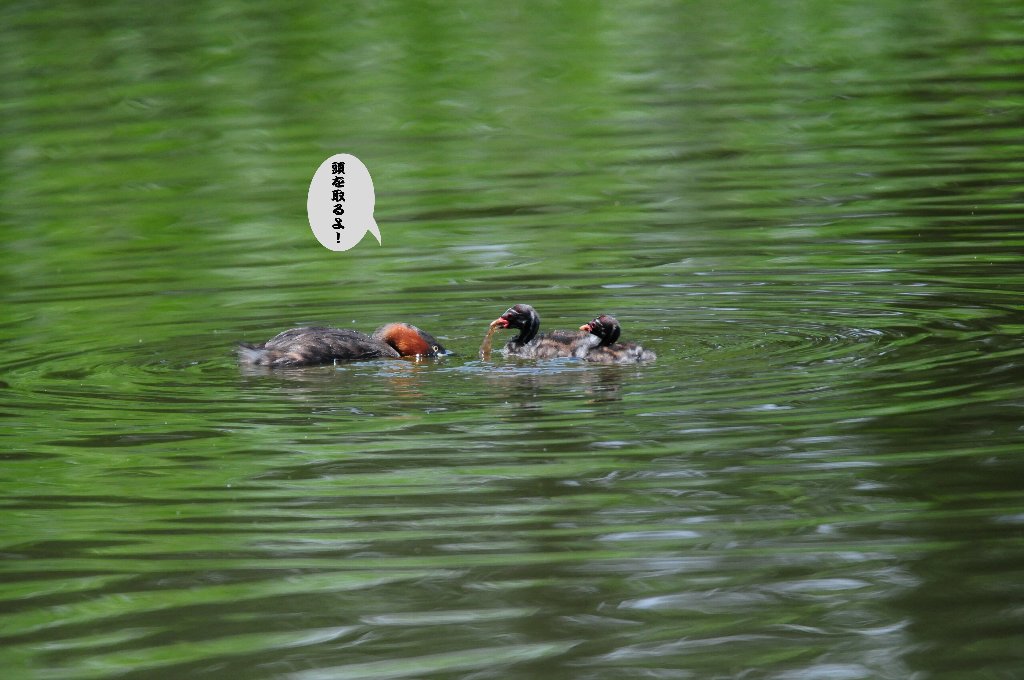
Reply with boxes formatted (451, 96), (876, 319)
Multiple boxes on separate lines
(489, 304), (600, 359)
(579, 314), (656, 363)
(238, 322), (449, 367)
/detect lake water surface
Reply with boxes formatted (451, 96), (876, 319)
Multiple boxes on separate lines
(3, 1), (1024, 678)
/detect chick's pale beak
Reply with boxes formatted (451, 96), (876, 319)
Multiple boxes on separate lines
(490, 317), (510, 329)
(579, 323), (593, 332)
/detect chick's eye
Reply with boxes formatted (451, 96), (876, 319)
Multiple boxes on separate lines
(432, 345), (440, 352)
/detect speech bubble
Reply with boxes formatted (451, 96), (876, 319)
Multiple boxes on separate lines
(307, 153), (383, 252)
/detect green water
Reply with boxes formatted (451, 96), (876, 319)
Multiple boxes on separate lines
(3, 1), (1024, 678)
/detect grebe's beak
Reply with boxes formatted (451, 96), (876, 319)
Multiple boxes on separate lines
(580, 323), (593, 332)
(490, 317), (510, 329)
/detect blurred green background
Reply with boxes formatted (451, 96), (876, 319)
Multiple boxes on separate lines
(2, 1), (1023, 678)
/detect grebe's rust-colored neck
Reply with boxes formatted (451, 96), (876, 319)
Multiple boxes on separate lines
(375, 323), (430, 356)
(374, 323), (448, 357)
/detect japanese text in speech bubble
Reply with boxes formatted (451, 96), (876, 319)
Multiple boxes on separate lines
(307, 153), (382, 252)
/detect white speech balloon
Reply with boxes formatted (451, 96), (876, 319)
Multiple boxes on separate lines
(307, 153), (383, 252)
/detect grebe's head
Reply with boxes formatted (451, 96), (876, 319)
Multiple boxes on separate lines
(580, 314), (621, 346)
(374, 323), (451, 357)
(490, 304), (540, 344)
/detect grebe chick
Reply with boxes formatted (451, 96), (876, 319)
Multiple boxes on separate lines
(238, 322), (449, 367)
(489, 304), (598, 359)
(579, 314), (656, 364)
